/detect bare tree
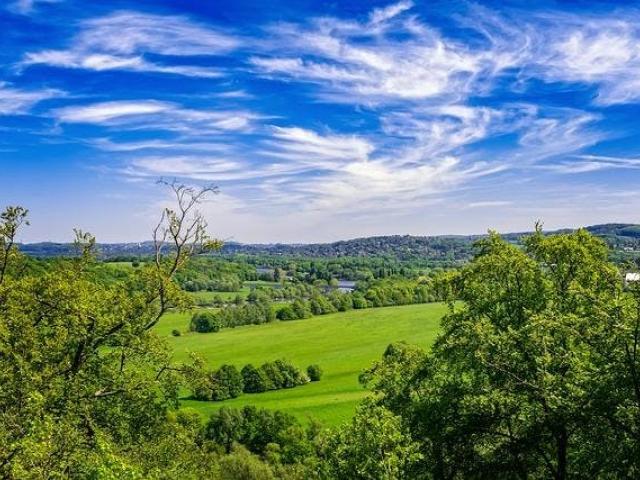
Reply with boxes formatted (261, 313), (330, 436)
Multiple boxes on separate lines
(0, 206), (29, 286)
(145, 179), (220, 330)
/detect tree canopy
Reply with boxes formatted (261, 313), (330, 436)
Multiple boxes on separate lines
(356, 228), (640, 479)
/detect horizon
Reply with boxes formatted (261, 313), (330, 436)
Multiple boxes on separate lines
(2, 0), (640, 243)
(16, 221), (639, 246)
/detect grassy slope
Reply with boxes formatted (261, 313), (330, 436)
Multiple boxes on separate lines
(156, 303), (447, 426)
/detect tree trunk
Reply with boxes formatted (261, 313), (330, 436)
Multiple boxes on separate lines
(555, 426), (568, 480)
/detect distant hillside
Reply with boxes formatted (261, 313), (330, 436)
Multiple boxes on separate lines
(18, 224), (640, 261)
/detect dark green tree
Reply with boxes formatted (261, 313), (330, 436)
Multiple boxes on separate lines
(307, 364), (323, 382)
(360, 228), (640, 479)
(242, 363), (269, 393)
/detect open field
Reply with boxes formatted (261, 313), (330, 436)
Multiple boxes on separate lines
(155, 302), (447, 425)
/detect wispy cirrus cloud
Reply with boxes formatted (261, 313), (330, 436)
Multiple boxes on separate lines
(540, 154), (640, 174)
(91, 138), (234, 153)
(463, 6), (640, 106)
(21, 11), (239, 78)
(89, 3), (634, 221)
(0, 82), (63, 115)
(52, 100), (260, 134)
(9, 1), (640, 242)
(541, 19), (640, 105)
(53, 100), (171, 123)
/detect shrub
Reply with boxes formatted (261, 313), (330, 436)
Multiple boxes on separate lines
(217, 446), (275, 480)
(211, 364), (244, 401)
(190, 311), (221, 333)
(205, 406), (300, 456)
(242, 364), (269, 393)
(276, 304), (297, 321)
(190, 359), (309, 400)
(352, 293), (368, 309)
(171, 329), (181, 337)
(259, 361), (286, 390)
(307, 364), (322, 382)
(291, 299), (312, 319)
(275, 359), (308, 388)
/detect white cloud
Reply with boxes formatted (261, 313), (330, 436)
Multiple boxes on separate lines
(255, 125), (505, 213)
(250, 3), (497, 104)
(516, 111), (603, 163)
(263, 126), (373, 167)
(91, 138), (233, 153)
(380, 105), (509, 160)
(22, 11), (239, 77)
(461, 8), (640, 106)
(466, 201), (512, 209)
(0, 82), (63, 115)
(251, 4), (640, 109)
(127, 156), (242, 179)
(23, 51), (223, 78)
(369, 1), (414, 25)
(52, 99), (259, 134)
(54, 100), (172, 123)
(540, 154), (640, 174)
(532, 17), (640, 105)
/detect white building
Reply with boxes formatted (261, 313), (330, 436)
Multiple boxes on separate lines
(625, 273), (640, 286)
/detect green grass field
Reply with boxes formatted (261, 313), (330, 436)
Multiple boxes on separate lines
(156, 303), (447, 425)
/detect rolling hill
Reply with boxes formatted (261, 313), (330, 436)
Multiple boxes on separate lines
(155, 303), (448, 425)
(18, 223), (640, 261)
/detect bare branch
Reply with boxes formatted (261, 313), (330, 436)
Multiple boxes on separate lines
(0, 206), (29, 285)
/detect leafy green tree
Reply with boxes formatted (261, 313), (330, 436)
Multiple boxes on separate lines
(259, 361), (285, 390)
(217, 446), (276, 480)
(307, 364), (323, 382)
(351, 292), (368, 309)
(0, 182), (221, 477)
(276, 304), (298, 321)
(242, 364), (269, 393)
(291, 299), (312, 319)
(361, 228), (640, 479)
(211, 364), (244, 401)
(190, 311), (221, 333)
(320, 403), (421, 480)
(274, 359), (309, 388)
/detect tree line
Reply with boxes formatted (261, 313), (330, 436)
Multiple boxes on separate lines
(186, 357), (321, 401)
(190, 278), (442, 332)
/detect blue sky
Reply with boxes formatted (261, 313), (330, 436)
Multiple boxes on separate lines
(1, 0), (640, 243)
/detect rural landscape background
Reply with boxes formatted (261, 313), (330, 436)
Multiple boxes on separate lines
(3, 0), (640, 479)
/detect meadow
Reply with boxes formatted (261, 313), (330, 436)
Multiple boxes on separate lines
(155, 302), (447, 425)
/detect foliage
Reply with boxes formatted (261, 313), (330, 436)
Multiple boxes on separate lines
(190, 311), (221, 333)
(307, 364), (323, 382)
(0, 182), (225, 478)
(319, 402), (421, 480)
(211, 364), (245, 401)
(204, 406), (317, 463)
(361, 228), (640, 479)
(189, 359), (311, 400)
(205, 277), (441, 331)
(242, 364), (270, 393)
